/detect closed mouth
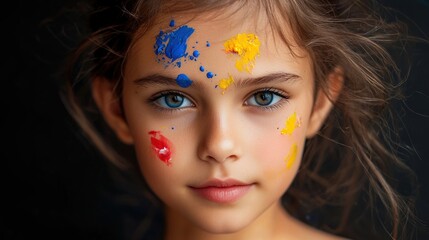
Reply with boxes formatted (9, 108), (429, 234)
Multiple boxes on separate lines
(189, 178), (254, 203)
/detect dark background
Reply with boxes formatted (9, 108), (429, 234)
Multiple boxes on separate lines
(14, 0), (429, 239)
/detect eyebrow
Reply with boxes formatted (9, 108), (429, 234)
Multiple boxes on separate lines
(133, 72), (301, 89)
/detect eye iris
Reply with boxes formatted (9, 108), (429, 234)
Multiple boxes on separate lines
(255, 92), (273, 105)
(165, 94), (184, 108)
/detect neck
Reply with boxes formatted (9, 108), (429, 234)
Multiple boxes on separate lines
(163, 201), (291, 240)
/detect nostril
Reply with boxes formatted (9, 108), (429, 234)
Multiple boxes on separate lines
(202, 154), (239, 163)
(198, 138), (239, 163)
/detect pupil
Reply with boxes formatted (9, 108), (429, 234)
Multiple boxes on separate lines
(256, 92), (273, 105)
(165, 94), (183, 108)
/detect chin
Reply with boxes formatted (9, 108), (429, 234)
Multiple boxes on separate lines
(191, 212), (254, 234)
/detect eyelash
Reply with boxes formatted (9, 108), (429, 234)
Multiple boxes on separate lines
(148, 91), (195, 113)
(148, 88), (289, 112)
(244, 88), (289, 111)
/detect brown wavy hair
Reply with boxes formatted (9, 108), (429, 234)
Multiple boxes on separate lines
(62, 0), (418, 239)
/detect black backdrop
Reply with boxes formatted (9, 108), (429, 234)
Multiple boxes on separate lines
(14, 0), (429, 239)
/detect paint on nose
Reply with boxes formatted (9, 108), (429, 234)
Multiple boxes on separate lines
(224, 33), (261, 73)
(149, 131), (173, 166)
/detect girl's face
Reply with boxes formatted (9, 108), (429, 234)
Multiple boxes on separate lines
(119, 13), (320, 234)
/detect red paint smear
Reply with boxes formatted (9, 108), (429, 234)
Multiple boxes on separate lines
(149, 131), (173, 166)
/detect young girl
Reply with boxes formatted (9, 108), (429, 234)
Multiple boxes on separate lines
(63, 0), (417, 239)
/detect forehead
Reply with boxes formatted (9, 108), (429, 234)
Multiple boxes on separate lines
(125, 10), (313, 82)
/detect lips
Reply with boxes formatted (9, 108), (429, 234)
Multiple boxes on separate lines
(189, 179), (254, 204)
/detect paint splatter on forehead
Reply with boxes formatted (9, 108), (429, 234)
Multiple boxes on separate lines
(224, 33), (261, 73)
(218, 74), (234, 94)
(153, 19), (217, 87)
(154, 24), (195, 64)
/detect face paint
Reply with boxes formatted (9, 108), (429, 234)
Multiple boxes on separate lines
(280, 112), (301, 135)
(284, 143), (298, 169)
(176, 73), (193, 88)
(193, 50), (200, 58)
(206, 72), (215, 78)
(169, 19), (175, 27)
(218, 74), (234, 94)
(148, 131), (173, 166)
(224, 33), (261, 73)
(154, 25), (195, 63)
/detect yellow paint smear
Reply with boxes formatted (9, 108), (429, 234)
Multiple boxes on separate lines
(218, 75), (234, 94)
(284, 144), (298, 169)
(280, 112), (300, 135)
(223, 33), (261, 73)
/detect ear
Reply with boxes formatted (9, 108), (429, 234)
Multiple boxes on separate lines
(92, 77), (134, 144)
(306, 67), (344, 138)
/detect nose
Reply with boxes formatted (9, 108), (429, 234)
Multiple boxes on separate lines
(197, 108), (242, 163)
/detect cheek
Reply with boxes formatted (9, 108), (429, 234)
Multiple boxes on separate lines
(253, 133), (300, 171)
(132, 125), (194, 174)
(133, 130), (170, 172)
(132, 130), (183, 202)
(148, 130), (174, 166)
(249, 116), (306, 177)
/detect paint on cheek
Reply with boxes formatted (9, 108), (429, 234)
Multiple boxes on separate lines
(154, 25), (195, 62)
(284, 143), (298, 169)
(218, 74), (234, 94)
(148, 131), (173, 166)
(223, 33), (261, 73)
(280, 112), (301, 135)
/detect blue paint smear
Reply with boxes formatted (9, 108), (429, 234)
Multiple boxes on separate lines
(169, 20), (175, 27)
(199, 66), (205, 72)
(206, 41), (210, 47)
(206, 72), (214, 78)
(154, 25), (195, 62)
(154, 31), (166, 55)
(193, 50), (200, 57)
(176, 74), (193, 88)
(176, 62), (181, 68)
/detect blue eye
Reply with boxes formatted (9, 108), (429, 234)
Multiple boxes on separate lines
(246, 90), (284, 107)
(153, 92), (193, 109)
